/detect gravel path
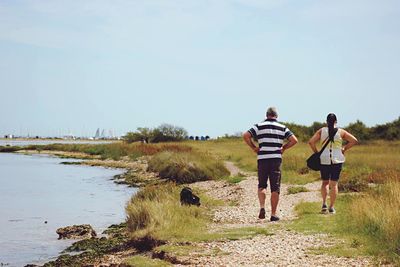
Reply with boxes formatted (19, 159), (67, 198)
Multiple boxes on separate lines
(181, 162), (372, 266)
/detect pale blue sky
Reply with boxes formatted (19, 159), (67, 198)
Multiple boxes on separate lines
(0, 0), (399, 137)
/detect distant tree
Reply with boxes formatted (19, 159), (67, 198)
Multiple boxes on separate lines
(124, 124), (188, 143)
(123, 132), (142, 143)
(189, 136), (194, 140)
(151, 124), (188, 143)
(345, 120), (370, 142)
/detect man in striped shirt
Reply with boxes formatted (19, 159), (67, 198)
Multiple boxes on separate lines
(243, 107), (298, 221)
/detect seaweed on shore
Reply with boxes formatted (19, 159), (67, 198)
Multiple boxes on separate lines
(41, 223), (133, 267)
(40, 222), (169, 267)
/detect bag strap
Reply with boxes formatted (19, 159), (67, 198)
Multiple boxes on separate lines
(318, 128), (338, 155)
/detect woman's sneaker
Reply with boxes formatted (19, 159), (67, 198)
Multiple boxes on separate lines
(329, 207), (336, 214)
(321, 204), (328, 213)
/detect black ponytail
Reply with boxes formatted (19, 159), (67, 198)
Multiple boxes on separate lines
(327, 113), (337, 141)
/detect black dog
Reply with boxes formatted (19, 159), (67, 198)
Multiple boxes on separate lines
(180, 187), (200, 206)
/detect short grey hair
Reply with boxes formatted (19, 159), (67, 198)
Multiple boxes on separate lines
(266, 107), (278, 118)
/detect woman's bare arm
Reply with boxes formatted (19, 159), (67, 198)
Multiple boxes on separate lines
(341, 129), (358, 154)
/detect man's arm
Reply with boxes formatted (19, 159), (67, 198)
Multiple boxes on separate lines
(243, 131), (259, 154)
(282, 135), (298, 154)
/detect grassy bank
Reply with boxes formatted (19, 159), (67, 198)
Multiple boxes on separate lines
(148, 151), (229, 183)
(123, 182), (271, 265)
(18, 142), (192, 160)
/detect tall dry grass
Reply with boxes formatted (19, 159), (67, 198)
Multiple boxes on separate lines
(125, 183), (208, 241)
(350, 181), (400, 262)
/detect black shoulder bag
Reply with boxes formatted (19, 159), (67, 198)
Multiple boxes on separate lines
(306, 128), (338, 171)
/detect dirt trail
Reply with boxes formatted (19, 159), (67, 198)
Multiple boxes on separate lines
(180, 162), (372, 266)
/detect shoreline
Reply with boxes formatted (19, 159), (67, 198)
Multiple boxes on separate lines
(0, 150), (141, 267)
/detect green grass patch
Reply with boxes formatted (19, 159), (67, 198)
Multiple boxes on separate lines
(123, 255), (172, 267)
(289, 193), (400, 264)
(224, 174), (246, 184)
(288, 196), (371, 258)
(155, 244), (198, 257)
(215, 226), (272, 241)
(287, 186), (309, 194)
(282, 171), (318, 185)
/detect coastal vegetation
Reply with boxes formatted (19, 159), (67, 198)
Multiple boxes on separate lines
(1, 129), (400, 265)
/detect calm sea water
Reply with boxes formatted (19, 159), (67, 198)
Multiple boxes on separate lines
(0, 153), (136, 266)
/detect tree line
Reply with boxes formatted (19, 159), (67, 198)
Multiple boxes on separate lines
(123, 117), (400, 144)
(285, 117), (400, 142)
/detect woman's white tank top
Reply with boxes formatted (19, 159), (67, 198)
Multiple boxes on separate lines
(320, 127), (345, 165)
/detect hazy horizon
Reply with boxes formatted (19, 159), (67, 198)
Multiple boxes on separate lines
(1, 1), (399, 137)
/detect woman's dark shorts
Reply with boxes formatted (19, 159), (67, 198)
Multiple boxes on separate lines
(320, 163), (343, 181)
(257, 158), (282, 193)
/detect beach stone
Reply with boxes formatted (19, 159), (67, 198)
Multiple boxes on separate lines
(56, 224), (97, 240)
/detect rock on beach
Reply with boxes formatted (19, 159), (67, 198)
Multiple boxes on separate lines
(56, 224), (97, 240)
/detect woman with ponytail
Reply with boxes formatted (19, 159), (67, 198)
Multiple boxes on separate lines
(308, 113), (358, 214)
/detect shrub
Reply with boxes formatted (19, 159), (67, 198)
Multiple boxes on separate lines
(339, 173), (368, 192)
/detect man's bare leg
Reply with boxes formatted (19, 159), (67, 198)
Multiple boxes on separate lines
(258, 188), (267, 208)
(258, 188), (267, 219)
(270, 192), (279, 216)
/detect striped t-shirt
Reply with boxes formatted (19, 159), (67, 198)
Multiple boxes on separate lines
(248, 119), (294, 160)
